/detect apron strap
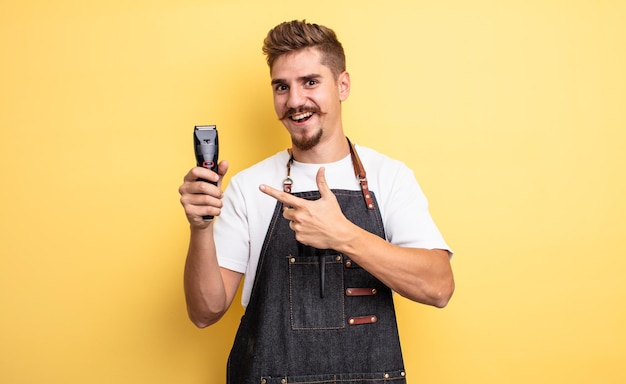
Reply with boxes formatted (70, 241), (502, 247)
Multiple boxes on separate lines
(347, 137), (375, 210)
(283, 137), (375, 210)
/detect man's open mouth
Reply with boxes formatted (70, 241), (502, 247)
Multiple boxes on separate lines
(290, 111), (313, 123)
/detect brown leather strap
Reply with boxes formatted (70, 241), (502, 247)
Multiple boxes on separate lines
(346, 287), (378, 296)
(348, 315), (378, 325)
(347, 137), (375, 210)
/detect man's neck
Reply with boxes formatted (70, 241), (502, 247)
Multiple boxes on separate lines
(291, 133), (350, 164)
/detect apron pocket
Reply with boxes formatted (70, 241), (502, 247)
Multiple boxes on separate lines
(288, 253), (344, 329)
(261, 370), (407, 383)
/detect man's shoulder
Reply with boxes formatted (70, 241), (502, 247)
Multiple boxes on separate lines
(355, 144), (408, 172)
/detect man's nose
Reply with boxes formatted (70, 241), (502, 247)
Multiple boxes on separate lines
(287, 87), (305, 109)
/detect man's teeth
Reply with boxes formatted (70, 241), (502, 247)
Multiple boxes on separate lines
(291, 112), (313, 121)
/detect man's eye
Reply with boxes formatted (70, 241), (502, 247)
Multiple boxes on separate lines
(306, 79), (318, 86)
(275, 84), (288, 92)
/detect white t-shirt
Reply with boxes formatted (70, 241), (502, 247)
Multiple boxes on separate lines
(214, 144), (451, 307)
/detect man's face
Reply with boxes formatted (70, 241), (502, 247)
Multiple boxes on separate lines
(270, 47), (350, 151)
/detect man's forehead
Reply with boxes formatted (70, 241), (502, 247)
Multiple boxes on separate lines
(270, 49), (331, 81)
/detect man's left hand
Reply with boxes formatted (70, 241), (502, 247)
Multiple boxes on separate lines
(259, 167), (351, 250)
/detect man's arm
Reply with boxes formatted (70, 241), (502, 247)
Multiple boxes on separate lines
(183, 224), (243, 328)
(179, 162), (243, 328)
(333, 229), (453, 307)
(259, 167), (454, 307)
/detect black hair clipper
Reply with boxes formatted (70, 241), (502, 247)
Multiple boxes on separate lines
(194, 125), (219, 221)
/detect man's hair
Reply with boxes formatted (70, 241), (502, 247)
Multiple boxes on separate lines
(262, 20), (346, 79)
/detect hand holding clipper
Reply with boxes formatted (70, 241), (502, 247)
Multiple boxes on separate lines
(194, 125), (219, 221)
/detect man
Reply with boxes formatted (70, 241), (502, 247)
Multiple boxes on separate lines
(179, 20), (454, 384)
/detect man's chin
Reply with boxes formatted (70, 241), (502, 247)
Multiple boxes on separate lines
(291, 129), (323, 151)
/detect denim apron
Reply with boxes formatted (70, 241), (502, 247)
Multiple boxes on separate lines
(227, 141), (407, 384)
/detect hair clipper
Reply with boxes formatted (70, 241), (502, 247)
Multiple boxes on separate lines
(194, 125), (219, 221)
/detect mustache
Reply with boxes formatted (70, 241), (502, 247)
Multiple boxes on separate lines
(279, 107), (320, 121)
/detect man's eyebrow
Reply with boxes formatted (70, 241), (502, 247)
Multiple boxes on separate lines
(301, 74), (321, 82)
(271, 74), (321, 85)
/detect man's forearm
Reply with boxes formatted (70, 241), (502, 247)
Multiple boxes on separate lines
(337, 223), (454, 308)
(183, 224), (230, 328)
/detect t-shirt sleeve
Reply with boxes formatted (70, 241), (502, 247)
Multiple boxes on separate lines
(381, 162), (452, 255)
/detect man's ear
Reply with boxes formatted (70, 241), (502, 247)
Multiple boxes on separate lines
(338, 71), (351, 101)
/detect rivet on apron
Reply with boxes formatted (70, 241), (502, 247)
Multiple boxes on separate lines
(280, 379), (287, 384)
(345, 260), (352, 268)
(384, 373), (390, 379)
(260, 379), (267, 384)
(289, 257), (295, 263)
(401, 371), (406, 377)
(335, 255), (342, 261)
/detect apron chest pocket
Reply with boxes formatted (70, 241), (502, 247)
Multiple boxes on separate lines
(288, 253), (345, 330)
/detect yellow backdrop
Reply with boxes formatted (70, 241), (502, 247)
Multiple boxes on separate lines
(1, 1), (624, 383)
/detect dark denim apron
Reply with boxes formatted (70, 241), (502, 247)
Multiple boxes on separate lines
(227, 143), (407, 384)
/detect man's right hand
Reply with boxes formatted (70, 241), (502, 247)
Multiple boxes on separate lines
(179, 160), (229, 228)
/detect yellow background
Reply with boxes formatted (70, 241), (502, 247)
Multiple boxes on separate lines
(1, 0), (624, 383)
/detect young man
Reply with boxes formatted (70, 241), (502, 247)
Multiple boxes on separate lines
(179, 20), (454, 384)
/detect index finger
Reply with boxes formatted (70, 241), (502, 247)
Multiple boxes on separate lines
(184, 166), (219, 183)
(259, 184), (303, 208)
